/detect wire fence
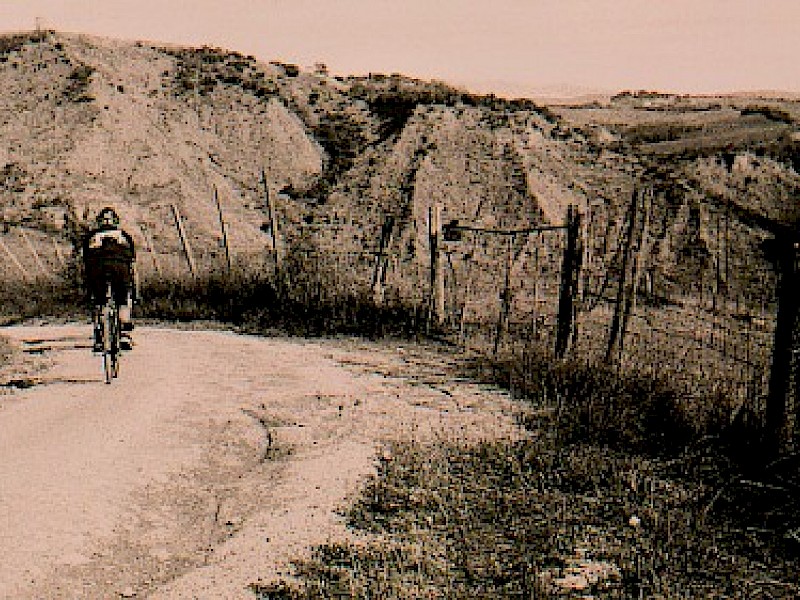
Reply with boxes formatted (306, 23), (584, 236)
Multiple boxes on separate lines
(414, 189), (785, 419)
(2, 181), (789, 425)
(259, 192), (783, 420)
(579, 189), (779, 415)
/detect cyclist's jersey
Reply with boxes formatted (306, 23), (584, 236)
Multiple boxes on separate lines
(83, 228), (135, 264)
(83, 227), (136, 303)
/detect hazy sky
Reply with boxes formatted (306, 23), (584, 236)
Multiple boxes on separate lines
(1, 0), (798, 96)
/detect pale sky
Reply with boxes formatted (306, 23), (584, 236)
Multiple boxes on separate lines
(1, 0), (798, 97)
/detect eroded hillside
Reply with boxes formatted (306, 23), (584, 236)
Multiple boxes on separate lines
(1, 31), (798, 313)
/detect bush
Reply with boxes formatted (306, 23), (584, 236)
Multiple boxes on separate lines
(468, 348), (695, 456)
(741, 105), (794, 124)
(137, 271), (426, 339)
(65, 64), (95, 102)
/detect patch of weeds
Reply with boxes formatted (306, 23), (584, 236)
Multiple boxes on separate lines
(469, 348), (696, 456)
(266, 438), (800, 598)
(65, 63), (95, 102)
(138, 271), (426, 339)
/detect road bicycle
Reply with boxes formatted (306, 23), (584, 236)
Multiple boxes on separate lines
(97, 281), (121, 384)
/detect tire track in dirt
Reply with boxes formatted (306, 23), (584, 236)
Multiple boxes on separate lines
(0, 324), (526, 599)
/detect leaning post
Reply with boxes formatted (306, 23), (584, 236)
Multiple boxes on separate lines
(428, 203), (445, 329)
(171, 203), (196, 277)
(605, 188), (639, 364)
(765, 230), (800, 457)
(261, 169), (282, 276)
(555, 204), (583, 359)
(213, 185), (232, 275)
(372, 215), (395, 306)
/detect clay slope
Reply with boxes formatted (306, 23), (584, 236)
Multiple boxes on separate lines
(1, 31), (798, 307)
(0, 31), (323, 280)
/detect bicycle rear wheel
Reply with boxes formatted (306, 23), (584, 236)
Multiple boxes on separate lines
(110, 312), (120, 379)
(102, 302), (116, 383)
(101, 283), (121, 383)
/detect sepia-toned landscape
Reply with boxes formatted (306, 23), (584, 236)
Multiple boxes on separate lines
(1, 30), (799, 598)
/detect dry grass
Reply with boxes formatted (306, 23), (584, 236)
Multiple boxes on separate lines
(255, 424), (800, 599)
(135, 267), (426, 339)
(252, 341), (800, 599)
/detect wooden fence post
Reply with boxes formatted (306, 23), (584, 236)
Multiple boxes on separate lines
(261, 170), (282, 275)
(213, 185), (232, 275)
(53, 238), (65, 269)
(493, 234), (515, 356)
(605, 188), (641, 364)
(620, 187), (652, 344)
(171, 203), (196, 277)
(765, 232), (800, 456)
(428, 203), (445, 328)
(372, 215), (395, 306)
(556, 204), (583, 358)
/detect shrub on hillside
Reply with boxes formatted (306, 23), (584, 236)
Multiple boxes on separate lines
(741, 105), (794, 124)
(0, 31), (48, 58)
(65, 64), (95, 102)
(623, 122), (703, 144)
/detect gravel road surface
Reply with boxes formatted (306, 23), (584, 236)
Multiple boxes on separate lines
(0, 324), (523, 599)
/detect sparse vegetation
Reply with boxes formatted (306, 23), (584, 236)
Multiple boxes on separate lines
(623, 122), (704, 144)
(165, 45), (278, 99)
(0, 31), (48, 59)
(136, 270), (426, 339)
(741, 105), (794, 125)
(64, 63), (95, 102)
(257, 347), (800, 598)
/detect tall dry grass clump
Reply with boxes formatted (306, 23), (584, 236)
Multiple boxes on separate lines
(136, 261), (426, 339)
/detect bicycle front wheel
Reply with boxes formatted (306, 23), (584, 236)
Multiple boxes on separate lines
(110, 312), (120, 379)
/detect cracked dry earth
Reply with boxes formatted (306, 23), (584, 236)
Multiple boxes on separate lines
(0, 324), (526, 599)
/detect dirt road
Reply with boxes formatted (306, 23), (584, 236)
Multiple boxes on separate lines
(0, 324), (523, 599)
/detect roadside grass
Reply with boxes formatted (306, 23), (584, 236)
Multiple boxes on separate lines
(253, 350), (800, 599)
(254, 436), (800, 599)
(0, 265), (426, 339)
(137, 272), (427, 338)
(0, 278), (85, 323)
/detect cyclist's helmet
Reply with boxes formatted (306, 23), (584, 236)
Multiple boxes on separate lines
(96, 207), (120, 229)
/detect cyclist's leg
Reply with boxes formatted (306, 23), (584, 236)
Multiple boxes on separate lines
(119, 291), (134, 332)
(86, 274), (105, 352)
(92, 304), (103, 351)
(119, 304), (133, 350)
(110, 265), (134, 349)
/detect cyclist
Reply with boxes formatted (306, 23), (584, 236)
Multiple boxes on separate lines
(82, 207), (138, 351)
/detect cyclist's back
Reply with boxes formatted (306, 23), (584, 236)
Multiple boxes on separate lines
(83, 207), (137, 350)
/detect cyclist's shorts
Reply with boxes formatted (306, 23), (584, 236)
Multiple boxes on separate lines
(85, 259), (132, 305)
